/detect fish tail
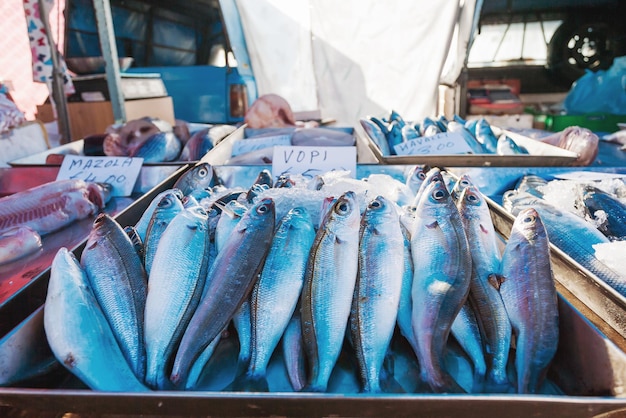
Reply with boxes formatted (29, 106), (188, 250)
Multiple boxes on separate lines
(227, 372), (269, 392)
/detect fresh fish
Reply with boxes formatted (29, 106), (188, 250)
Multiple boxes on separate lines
(180, 127), (214, 161)
(274, 174), (296, 189)
(410, 181), (472, 393)
(497, 135), (528, 155)
(457, 185), (512, 392)
(449, 301), (486, 392)
(450, 173), (473, 202)
(402, 124), (421, 142)
(386, 121), (404, 154)
(422, 124), (441, 137)
(173, 162), (216, 196)
(234, 207), (316, 391)
(80, 214), (148, 381)
(124, 225), (144, 261)
(405, 165), (429, 197)
(0, 179), (111, 235)
(369, 116), (390, 136)
(389, 110), (406, 127)
(500, 208), (559, 394)
(419, 117), (440, 136)
(282, 311), (307, 392)
(514, 175), (548, 198)
(134, 189), (184, 241)
(473, 119), (498, 154)
(144, 206), (211, 390)
(0, 226), (42, 265)
(577, 184), (626, 240)
(503, 190), (626, 295)
(252, 169), (274, 188)
(350, 196), (404, 393)
(300, 191), (360, 392)
(411, 167), (444, 208)
(170, 198), (276, 387)
(232, 299), (252, 378)
(143, 191), (185, 275)
(215, 200), (248, 253)
(360, 118), (391, 156)
(131, 131), (182, 162)
(185, 333), (222, 390)
(396, 224), (418, 356)
(44, 248), (148, 391)
(447, 121), (486, 154)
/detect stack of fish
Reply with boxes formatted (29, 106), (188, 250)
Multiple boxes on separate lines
(43, 163), (560, 395)
(504, 174), (626, 296)
(360, 111), (528, 157)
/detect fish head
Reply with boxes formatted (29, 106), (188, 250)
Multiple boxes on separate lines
(512, 207), (547, 244)
(457, 185), (485, 212)
(87, 182), (113, 209)
(323, 191), (359, 231)
(361, 195), (399, 231)
(174, 162), (215, 195)
(451, 174), (474, 202)
(156, 191), (185, 211)
(254, 169), (274, 188)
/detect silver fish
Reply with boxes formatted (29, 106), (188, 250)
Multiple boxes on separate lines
(0, 179), (111, 235)
(500, 208), (559, 394)
(497, 135), (528, 155)
(44, 248), (148, 391)
(173, 162), (216, 196)
(450, 301), (486, 392)
(410, 181), (472, 393)
(144, 206), (211, 389)
(457, 185), (512, 392)
(143, 191), (185, 275)
(360, 118), (391, 156)
(235, 207), (316, 391)
(232, 299), (252, 379)
(350, 196), (404, 393)
(215, 201), (248, 253)
(131, 131), (182, 162)
(577, 183), (626, 240)
(404, 165), (429, 197)
(134, 188), (183, 241)
(282, 311), (307, 392)
(170, 197), (276, 387)
(80, 214), (148, 382)
(396, 224), (418, 357)
(301, 191), (360, 392)
(514, 175), (548, 198)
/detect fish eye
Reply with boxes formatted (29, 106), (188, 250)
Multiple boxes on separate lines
(336, 201), (350, 214)
(417, 171), (426, 180)
(370, 199), (382, 209)
(523, 214), (535, 224)
(198, 168), (208, 177)
(257, 204), (268, 214)
(466, 193), (479, 203)
(433, 189), (446, 200)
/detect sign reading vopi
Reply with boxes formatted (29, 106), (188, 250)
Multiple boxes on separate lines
(56, 156), (143, 197)
(272, 145), (356, 181)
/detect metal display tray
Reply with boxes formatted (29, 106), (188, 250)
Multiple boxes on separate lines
(363, 128), (580, 167)
(2, 165), (626, 417)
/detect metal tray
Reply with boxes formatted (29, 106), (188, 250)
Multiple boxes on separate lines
(363, 129), (580, 167)
(0, 164), (191, 337)
(2, 165), (626, 417)
(8, 140), (187, 194)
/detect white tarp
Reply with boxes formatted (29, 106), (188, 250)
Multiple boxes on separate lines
(236, 0), (478, 126)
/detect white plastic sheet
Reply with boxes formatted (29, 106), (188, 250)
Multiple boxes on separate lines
(236, 0), (477, 125)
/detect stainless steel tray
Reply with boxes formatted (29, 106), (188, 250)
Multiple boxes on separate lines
(363, 129), (580, 167)
(2, 165), (626, 418)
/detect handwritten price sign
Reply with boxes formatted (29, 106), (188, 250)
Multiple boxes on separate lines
(272, 146), (356, 180)
(57, 156), (143, 196)
(393, 132), (472, 156)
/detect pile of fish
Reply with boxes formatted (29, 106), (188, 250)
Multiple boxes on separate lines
(225, 127), (356, 165)
(101, 117), (237, 162)
(504, 173), (626, 296)
(360, 111), (528, 157)
(0, 179), (112, 265)
(43, 163), (560, 395)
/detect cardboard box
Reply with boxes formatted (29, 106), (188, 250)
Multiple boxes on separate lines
(36, 96), (176, 141)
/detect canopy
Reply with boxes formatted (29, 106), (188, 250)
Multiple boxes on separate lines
(236, 0), (481, 125)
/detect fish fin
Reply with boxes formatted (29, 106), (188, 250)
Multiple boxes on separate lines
(380, 354), (406, 394)
(227, 372), (269, 392)
(426, 220), (439, 229)
(488, 274), (505, 290)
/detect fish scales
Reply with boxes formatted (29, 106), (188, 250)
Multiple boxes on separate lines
(144, 206), (210, 390)
(410, 181), (472, 393)
(143, 191), (185, 275)
(350, 196), (404, 393)
(500, 208), (559, 394)
(80, 214), (148, 382)
(457, 185), (512, 392)
(301, 191), (360, 392)
(44, 248), (148, 391)
(170, 197), (276, 387)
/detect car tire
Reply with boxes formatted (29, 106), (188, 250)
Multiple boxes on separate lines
(547, 17), (616, 87)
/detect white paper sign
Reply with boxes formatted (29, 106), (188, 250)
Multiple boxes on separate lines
(393, 132), (473, 156)
(272, 146), (356, 180)
(56, 156), (143, 197)
(231, 135), (292, 156)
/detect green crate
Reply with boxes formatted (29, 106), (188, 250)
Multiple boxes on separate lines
(544, 113), (626, 133)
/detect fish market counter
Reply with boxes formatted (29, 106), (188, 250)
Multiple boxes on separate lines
(3, 164), (626, 417)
